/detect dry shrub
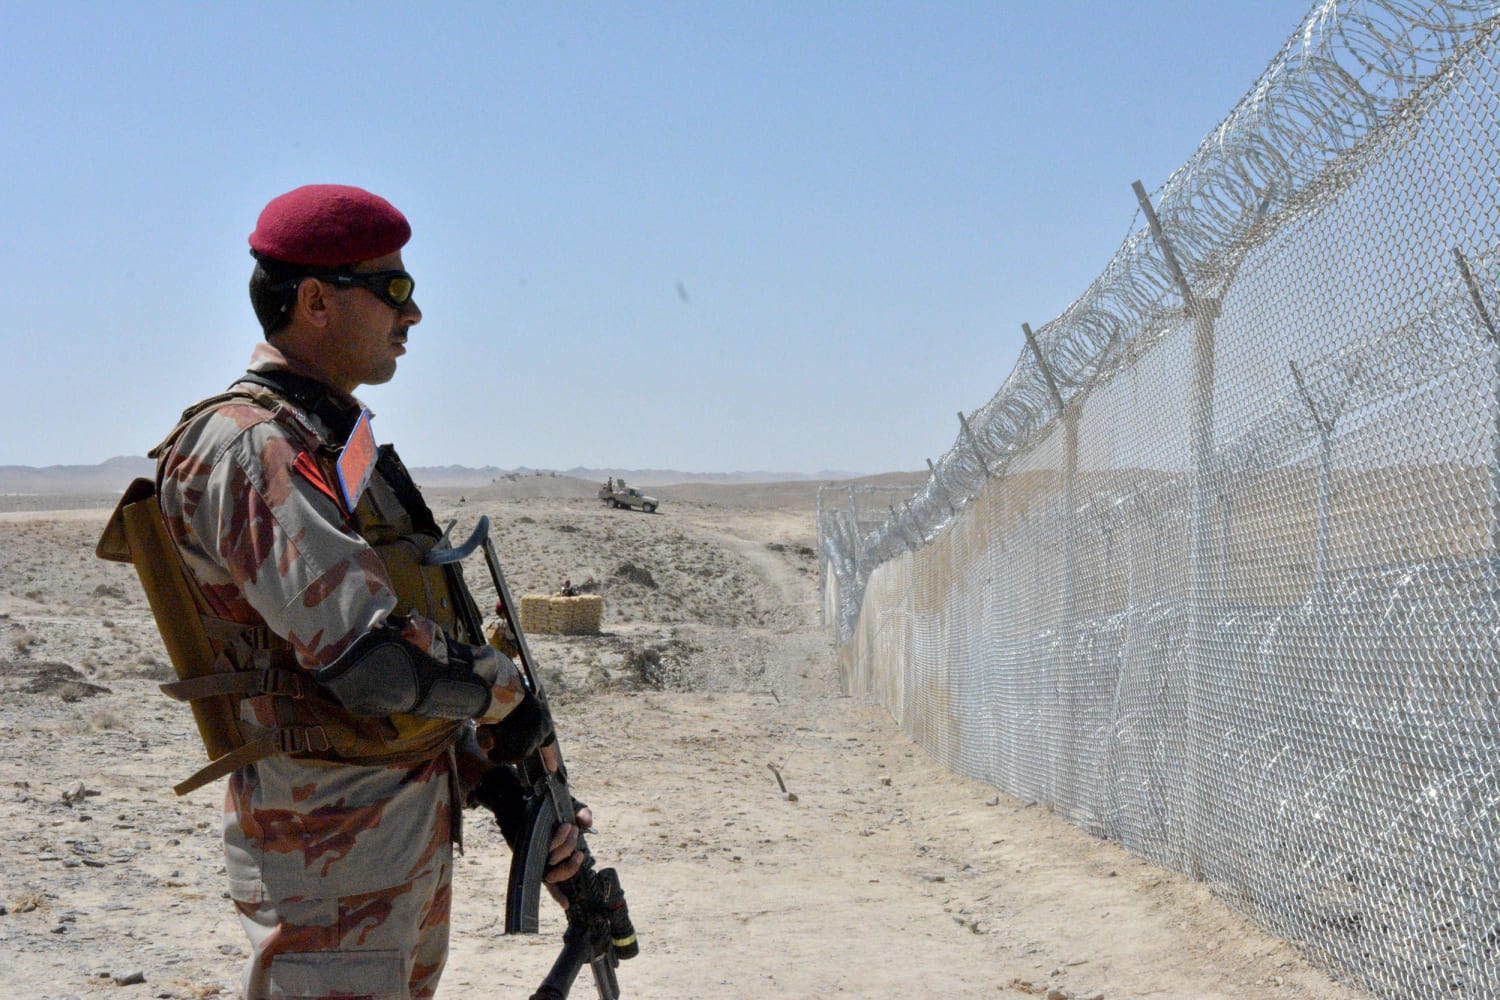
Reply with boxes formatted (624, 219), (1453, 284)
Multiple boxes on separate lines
(11, 892), (45, 913)
(18, 662), (111, 702)
(765, 541), (816, 558)
(625, 646), (674, 688)
(535, 663), (569, 702)
(88, 707), (124, 730)
(614, 562), (657, 589)
(622, 635), (700, 690)
(124, 654), (172, 681)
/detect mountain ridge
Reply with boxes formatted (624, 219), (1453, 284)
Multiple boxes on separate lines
(0, 457), (882, 494)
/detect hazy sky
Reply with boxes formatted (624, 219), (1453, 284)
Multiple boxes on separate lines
(3, 1), (1318, 474)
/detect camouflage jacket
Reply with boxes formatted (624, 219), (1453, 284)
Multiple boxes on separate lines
(157, 342), (501, 902)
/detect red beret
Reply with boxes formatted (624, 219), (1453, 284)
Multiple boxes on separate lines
(248, 184), (411, 266)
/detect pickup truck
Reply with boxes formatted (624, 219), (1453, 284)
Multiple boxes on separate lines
(598, 480), (659, 513)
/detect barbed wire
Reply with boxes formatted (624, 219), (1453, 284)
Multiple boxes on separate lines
(822, 1), (1500, 630)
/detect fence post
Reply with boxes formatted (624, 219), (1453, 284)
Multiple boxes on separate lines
(1025, 321), (1085, 815)
(846, 487), (863, 645)
(1134, 179), (1217, 879)
(1289, 360), (1335, 605)
(928, 458), (957, 516)
(890, 504), (918, 553)
(816, 487), (826, 627)
(1454, 247), (1500, 573)
(958, 411), (991, 478)
(1219, 492), (1232, 597)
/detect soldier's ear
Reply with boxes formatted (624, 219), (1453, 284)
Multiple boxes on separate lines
(296, 278), (335, 329)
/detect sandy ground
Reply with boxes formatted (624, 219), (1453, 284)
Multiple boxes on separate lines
(0, 481), (1371, 1000)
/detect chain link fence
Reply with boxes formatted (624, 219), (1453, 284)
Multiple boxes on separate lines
(818, 2), (1500, 996)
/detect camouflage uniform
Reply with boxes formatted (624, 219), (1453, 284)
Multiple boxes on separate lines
(158, 342), (509, 999)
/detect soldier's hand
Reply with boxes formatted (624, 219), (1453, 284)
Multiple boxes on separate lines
(475, 695), (554, 762)
(543, 804), (595, 908)
(545, 821), (584, 881)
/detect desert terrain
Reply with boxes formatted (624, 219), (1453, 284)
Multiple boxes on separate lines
(0, 475), (1370, 999)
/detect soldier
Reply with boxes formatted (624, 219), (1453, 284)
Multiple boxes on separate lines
(148, 185), (590, 999)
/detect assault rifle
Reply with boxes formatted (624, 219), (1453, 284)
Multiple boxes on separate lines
(444, 515), (638, 1000)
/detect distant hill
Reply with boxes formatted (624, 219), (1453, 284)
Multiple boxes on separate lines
(0, 457), (897, 496)
(652, 472), (928, 511)
(417, 465), (866, 488)
(0, 456), (156, 494)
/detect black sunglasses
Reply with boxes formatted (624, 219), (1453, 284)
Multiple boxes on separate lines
(276, 270), (416, 310)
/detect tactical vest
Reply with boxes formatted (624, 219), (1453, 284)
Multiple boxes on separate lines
(97, 375), (486, 795)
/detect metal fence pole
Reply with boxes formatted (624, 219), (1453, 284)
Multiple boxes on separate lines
(927, 458), (956, 516)
(817, 485), (832, 628)
(1455, 247), (1500, 574)
(957, 410), (992, 479)
(1218, 492), (1232, 597)
(1024, 321), (1083, 814)
(1134, 179), (1217, 879)
(1290, 361), (1335, 605)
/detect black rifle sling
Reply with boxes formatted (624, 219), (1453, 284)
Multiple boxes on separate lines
(236, 369), (360, 442)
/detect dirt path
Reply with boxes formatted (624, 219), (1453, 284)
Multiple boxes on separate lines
(466, 688), (1369, 999)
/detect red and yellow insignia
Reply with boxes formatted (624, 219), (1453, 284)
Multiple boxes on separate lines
(336, 410), (378, 511)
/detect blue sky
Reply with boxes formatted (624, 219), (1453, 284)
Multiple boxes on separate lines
(2, 1), (1318, 474)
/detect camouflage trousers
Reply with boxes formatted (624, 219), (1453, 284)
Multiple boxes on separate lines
(233, 851), (453, 1000)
